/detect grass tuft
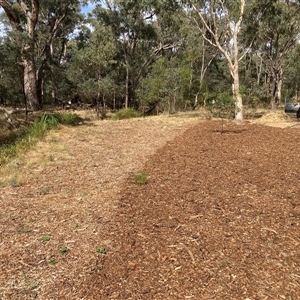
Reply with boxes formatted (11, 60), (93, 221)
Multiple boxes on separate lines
(112, 108), (141, 120)
(134, 172), (147, 186)
(59, 247), (69, 254)
(96, 247), (107, 255)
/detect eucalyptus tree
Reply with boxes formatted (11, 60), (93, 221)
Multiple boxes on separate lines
(180, 21), (220, 108)
(137, 55), (194, 114)
(93, 0), (182, 108)
(243, 0), (300, 108)
(283, 43), (300, 100)
(66, 21), (117, 110)
(0, 0), (85, 110)
(180, 0), (252, 122)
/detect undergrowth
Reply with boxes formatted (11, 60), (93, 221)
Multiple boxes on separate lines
(112, 108), (141, 120)
(0, 112), (83, 165)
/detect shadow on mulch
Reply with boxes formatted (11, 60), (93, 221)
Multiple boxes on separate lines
(212, 129), (247, 134)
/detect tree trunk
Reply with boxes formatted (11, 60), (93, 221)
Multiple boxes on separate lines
(232, 66), (243, 122)
(190, 0), (245, 122)
(23, 58), (39, 110)
(37, 69), (44, 108)
(0, 0), (40, 111)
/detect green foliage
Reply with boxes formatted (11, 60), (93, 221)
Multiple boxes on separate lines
(136, 57), (190, 114)
(207, 93), (236, 119)
(134, 172), (147, 186)
(36, 113), (83, 127)
(1, 0), (300, 112)
(112, 108), (141, 120)
(96, 247), (107, 255)
(66, 22), (117, 105)
(59, 247), (68, 254)
(42, 235), (50, 242)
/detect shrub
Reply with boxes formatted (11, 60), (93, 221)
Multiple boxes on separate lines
(113, 108), (141, 120)
(207, 92), (235, 119)
(37, 113), (83, 127)
(51, 113), (83, 125)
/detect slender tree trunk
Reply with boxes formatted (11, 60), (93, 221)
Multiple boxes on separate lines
(231, 15), (243, 123)
(256, 54), (263, 85)
(276, 68), (283, 106)
(232, 76), (243, 122)
(125, 63), (129, 109)
(37, 68), (44, 108)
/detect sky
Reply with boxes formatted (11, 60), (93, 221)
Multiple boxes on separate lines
(81, 2), (97, 15)
(0, 2), (96, 15)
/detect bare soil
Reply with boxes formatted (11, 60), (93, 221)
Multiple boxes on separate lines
(1, 111), (300, 300)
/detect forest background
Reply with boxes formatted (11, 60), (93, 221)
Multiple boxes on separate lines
(0, 0), (300, 121)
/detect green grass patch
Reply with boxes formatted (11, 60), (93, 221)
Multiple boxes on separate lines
(42, 235), (50, 242)
(112, 108), (141, 120)
(134, 172), (147, 186)
(59, 247), (69, 254)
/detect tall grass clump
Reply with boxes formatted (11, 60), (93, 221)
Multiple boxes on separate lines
(112, 108), (141, 120)
(0, 112), (82, 165)
(47, 113), (83, 125)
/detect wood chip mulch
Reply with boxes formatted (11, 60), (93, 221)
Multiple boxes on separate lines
(1, 117), (300, 300)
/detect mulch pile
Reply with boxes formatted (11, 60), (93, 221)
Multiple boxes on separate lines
(83, 120), (300, 299)
(255, 111), (293, 123)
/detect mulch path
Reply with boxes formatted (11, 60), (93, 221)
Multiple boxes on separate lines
(1, 118), (300, 299)
(84, 121), (300, 299)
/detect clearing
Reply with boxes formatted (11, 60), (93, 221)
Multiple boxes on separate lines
(0, 111), (300, 299)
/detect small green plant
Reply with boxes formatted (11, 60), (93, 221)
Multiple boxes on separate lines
(134, 172), (147, 186)
(96, 247), (107, 255)
(59, 247), (69, 254)
(207, 92), (236, 132)
(113, 108), (141, 120)
(42, 235), (50, 242)
(49, 258), (58, 265)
